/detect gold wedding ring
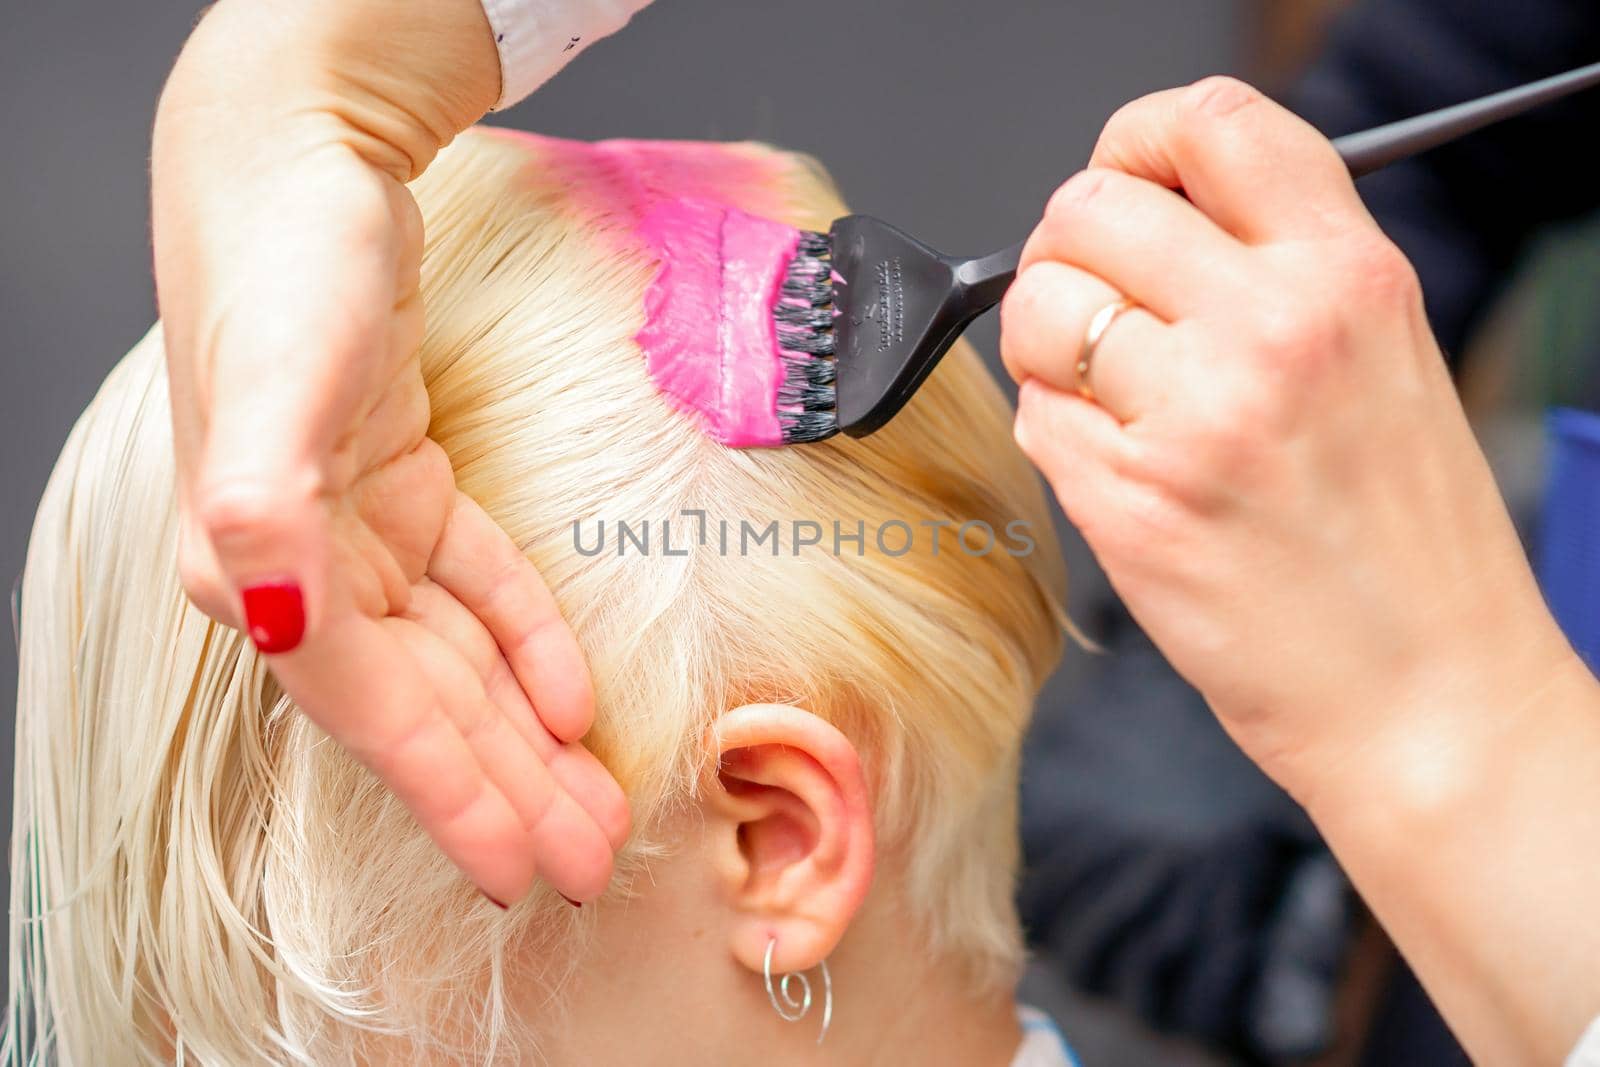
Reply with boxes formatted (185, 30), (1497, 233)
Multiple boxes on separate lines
(1076, 297), (1136, 402)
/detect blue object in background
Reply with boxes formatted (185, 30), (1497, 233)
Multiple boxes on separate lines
(1538, 408), (1600, 673)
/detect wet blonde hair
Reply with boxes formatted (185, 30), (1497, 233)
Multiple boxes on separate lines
(4, 128), (1066, 1064)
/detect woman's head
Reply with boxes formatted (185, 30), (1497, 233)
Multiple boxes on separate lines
(6, 128), (1066, 1064)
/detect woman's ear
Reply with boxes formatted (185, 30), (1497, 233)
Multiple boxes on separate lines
(707, 703), (875, 978)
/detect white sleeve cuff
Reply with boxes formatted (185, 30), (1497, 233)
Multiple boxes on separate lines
(1568, 1015), (1600, 1067)
(480, 0), (655, 111)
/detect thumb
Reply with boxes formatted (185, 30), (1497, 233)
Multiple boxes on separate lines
(190, 377), (334, 656)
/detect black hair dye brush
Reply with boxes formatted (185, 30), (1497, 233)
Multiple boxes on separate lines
(772, 60), (1600, 445)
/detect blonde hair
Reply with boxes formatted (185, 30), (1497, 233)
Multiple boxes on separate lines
(4, 128), (1066, 1064)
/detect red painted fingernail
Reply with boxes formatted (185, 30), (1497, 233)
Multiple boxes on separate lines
(481, 891), (509, 910)
(241, 581), (305, 654)
(559, 894), (583, 909)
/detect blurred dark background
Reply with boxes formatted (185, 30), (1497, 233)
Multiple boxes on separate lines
(6, 2), (1600, 1063)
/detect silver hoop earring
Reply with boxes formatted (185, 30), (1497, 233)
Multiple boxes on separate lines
(763, 937), (833, 1045)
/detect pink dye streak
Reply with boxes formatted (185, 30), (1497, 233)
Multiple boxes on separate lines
(483, 130), (801, 446)
(635, 199), (798, 446)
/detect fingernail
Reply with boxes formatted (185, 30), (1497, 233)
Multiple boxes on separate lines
(241, 581), (305, 654)
(559, 894), (583, 909)
(481, 890), (509, 910)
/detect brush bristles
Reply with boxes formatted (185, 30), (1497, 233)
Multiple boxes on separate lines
(775, 229), (838, 444)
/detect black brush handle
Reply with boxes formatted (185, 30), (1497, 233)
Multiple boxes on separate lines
(1335, 58), (1600, 177)
(955, 59), (1600, 308)
(959, 244), (1030, 308)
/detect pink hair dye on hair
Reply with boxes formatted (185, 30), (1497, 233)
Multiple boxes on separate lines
(487, 130), (805, 447)
(633, 199), (798, 446)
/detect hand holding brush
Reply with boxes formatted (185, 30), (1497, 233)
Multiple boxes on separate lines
(767, 60), (1600, 442)
(1000, 74), (1600, 1067)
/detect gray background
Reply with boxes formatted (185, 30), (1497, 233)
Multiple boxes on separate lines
(1, 1), (1249, 1053)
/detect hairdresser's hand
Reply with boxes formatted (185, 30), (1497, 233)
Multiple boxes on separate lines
(1002, 79), (1600, 1062)
(1001, 75), (1579, 795)
(153, 0), (627, 907)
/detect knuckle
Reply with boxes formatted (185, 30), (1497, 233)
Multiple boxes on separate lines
(349, 549), (394, 619)
(194, 478), (293, 551)
(1166, 409), (1268, 501)
(1192, 411), (1260, 472)
(1102, 96), (1145, 140)
(1340, 235), (1421, 305)
(1002, 283), (1064, 379)
(413, 436), (457, 491)
(1014, 399), (1065, 475)
(402, 441), (459, 535)
(1001, 267), (1049, 335)
(998, 285), (1020, 340)
(1045, 169), (1116, 221)
(1251, 300), (1342, 371)
(998, 302), (1027, 378)
(1183, 76), (1263, 121)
